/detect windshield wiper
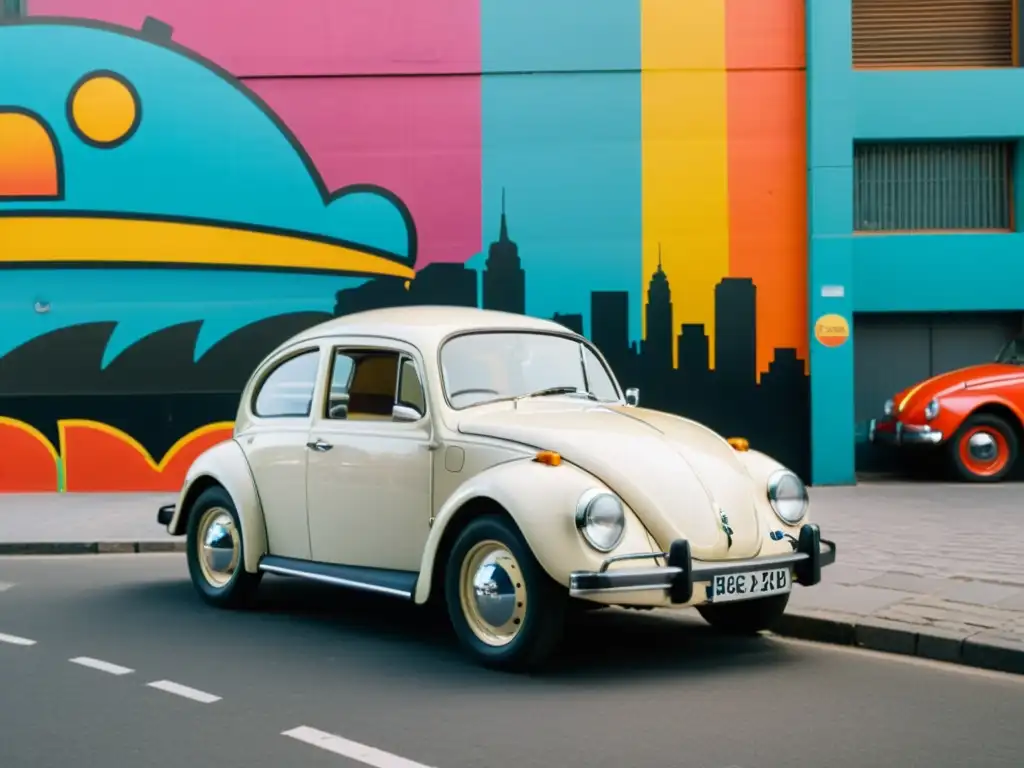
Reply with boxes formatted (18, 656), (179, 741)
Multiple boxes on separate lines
(514, 386), (598, 403)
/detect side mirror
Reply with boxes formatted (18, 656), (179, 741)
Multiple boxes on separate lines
(624, 387), (640, 407)
(393, 404), (424, 422)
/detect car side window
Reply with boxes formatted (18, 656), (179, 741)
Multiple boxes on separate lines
(397, 356), (426, 417)
(252, 349), (321, 418)
(326, 349), (401, 421)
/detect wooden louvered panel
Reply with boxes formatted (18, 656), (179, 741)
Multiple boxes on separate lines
(853, 0), (1014, 68)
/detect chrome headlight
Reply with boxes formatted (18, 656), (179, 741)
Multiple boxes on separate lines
(883, 398), (894, 416)
(767, 469), (808, 525)
(575, 489), (626, 552)
(924, 398), (940, 421)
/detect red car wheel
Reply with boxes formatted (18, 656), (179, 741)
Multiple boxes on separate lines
(950, 413), (1019, 482)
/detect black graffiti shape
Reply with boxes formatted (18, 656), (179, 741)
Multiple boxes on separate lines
(0, 322), (116, 396)
(0, 312), (333, 460)
(193, 312), (333, 391)
(100, 321), (208, 394)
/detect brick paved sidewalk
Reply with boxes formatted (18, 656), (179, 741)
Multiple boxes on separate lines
(780, 482), (1024, 675)
(1, 483), (1022, 673)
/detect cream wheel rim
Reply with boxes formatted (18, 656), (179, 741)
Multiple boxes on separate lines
(458, 539), (527, 647)
(196, 506), (240, 588)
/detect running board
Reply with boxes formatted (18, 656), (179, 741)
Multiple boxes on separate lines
(258, 555), (417, 599)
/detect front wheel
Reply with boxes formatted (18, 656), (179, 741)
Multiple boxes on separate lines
(185, 486), (262, 608)
(444, 514), (566, 672)
(949, 413), (1019, 483)
(696, 593), (790, 635)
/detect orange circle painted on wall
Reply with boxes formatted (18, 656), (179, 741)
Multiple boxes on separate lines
(814, 313), (850, 348)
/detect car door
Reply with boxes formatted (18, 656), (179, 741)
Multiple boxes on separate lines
(305, 342), (434, 571)
(235, 343), (326, 561)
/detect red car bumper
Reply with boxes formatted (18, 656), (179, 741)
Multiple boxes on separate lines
(869, 418), (945, 446)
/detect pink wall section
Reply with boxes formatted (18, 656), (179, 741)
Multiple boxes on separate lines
(29, 0), (482, 76)
(251, 77), (482, 266)
(29, 0), (484, 269)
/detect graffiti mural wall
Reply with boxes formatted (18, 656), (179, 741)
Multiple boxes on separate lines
(0, 0), (809, 492)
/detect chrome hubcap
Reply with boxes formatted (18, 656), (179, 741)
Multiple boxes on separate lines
(196, 507), (239, 588)
(459, 540), (527, 647)
(968, 432), (998, 462)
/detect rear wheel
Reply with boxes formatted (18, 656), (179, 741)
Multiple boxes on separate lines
(444, 514), (566, 672)
(696, 593), (790, 635)
(949, 413), (1018, 483)
(185, 486), (262, 608)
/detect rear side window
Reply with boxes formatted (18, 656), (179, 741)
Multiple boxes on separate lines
(252, 349), (320, 418)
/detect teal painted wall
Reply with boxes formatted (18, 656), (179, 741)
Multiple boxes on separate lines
(806, 0), (1024, 484)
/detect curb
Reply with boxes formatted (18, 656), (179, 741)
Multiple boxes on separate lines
(772, 610), (1024, 676)
(0, 541), (186, 556)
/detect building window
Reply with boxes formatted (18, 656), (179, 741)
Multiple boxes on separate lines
(854, 142), (1013, 232)
(1, 0), (24, 17)
(852, 0), (1014, 68)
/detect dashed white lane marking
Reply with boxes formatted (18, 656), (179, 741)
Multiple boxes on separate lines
(146, 680), (221, 704)
(0, 631), (35, 646)
(283, 726), (437, 768)
(0, 582), (14, 592)
(69, 656), (134, 676)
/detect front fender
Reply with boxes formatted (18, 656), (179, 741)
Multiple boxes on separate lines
(169, 439), (268, 574)
(414, 458), (656, 604)
(931, 392), (1024, 439)
(735, 448), (813, 549)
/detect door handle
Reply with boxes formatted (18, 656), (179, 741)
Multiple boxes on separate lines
(306, 439), (333, 452)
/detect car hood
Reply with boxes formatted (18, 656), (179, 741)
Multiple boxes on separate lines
(456, 401), (768, 560)
(896, 363), (1024, 414)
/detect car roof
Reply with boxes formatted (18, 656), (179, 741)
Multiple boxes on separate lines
(286, 305), (581, 350)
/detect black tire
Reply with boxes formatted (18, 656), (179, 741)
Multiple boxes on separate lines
(696, 593), (790, 635)
(444, 514), (567, 672)
(185, 486), (262, 609)
(948, 413), (1019, 483)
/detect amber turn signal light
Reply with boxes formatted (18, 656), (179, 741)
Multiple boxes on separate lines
(727, 437), (749, 452)
(534, 450), (562, 466)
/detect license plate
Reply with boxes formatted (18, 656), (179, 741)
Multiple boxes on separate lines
(708, 568), (791, 603)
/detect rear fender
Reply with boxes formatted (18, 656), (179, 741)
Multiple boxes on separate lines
(168, 439), (268, 573)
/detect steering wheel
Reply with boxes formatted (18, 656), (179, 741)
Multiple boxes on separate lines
(449, 387), (500, 398)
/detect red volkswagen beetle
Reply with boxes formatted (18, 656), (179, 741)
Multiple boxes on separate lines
(870, 337), (1024, 482)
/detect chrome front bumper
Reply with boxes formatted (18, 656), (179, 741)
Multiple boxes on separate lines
(569, 523), (836, 603)
(868, 418), (943, 446)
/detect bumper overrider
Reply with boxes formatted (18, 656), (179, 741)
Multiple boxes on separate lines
(569, 523), (836, 603)
(157, 504), (175, 527)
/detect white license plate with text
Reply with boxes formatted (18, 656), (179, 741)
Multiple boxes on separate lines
(708, 568), (791, 603)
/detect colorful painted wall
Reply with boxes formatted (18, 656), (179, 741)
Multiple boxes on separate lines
(0, 0), (809, 493)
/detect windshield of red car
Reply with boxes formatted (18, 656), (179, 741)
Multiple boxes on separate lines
(440, 331), (621, 409)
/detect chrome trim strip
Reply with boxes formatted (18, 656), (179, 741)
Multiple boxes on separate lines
(870, 420), (944, 446)
(572, 581), (679, 596)
(258, 563), (414, 599)
(598, 551), (668, 572)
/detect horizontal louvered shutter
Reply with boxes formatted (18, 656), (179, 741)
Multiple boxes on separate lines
(853, 0), (1014, 68)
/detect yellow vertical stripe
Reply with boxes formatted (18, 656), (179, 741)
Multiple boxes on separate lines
(640, 0), (729, 368)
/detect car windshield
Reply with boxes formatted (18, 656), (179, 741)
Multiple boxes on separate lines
(440, 331), (621, 409)
(995, 337), (1024, 365)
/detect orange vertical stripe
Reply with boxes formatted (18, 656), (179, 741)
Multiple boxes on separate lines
(725, 0), (809, 376)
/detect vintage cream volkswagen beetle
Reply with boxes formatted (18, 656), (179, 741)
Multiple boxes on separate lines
(158, 306), (836, 671)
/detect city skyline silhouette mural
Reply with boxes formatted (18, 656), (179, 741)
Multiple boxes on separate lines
(0, 194), (810, 491)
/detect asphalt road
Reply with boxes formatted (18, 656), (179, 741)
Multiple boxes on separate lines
(1, 555), (1022, 768)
